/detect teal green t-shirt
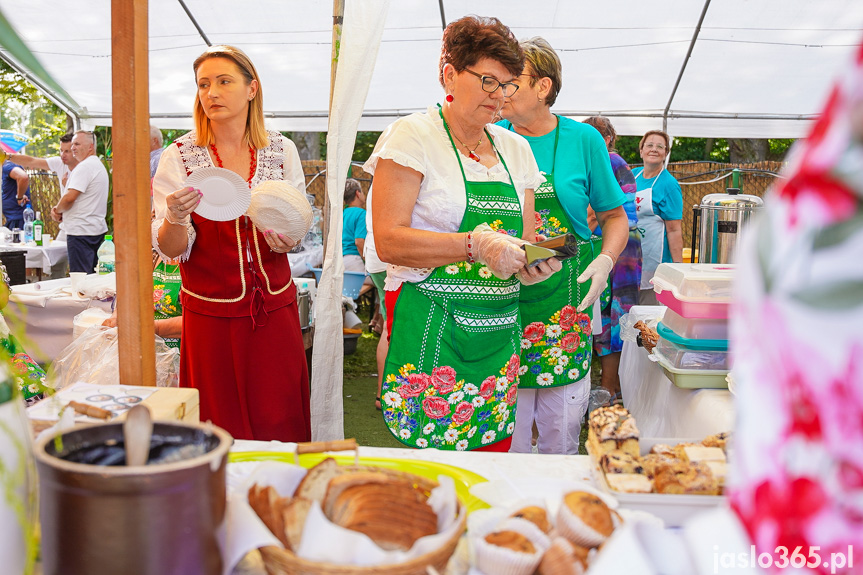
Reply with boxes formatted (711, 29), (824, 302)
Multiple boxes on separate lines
(497, 116), (624, 239)
(342, 206), (367, 257)
(633, 168), (682, 263)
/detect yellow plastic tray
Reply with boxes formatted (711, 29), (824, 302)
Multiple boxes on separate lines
(229, 451), (490, 513)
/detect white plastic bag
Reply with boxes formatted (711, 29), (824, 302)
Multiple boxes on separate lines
(48, 325), (180, 390)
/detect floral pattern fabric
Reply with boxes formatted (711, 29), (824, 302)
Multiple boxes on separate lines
(383, 354), (520, 450)
(519, 305), (593, 388)
(729, 41), (863, 574)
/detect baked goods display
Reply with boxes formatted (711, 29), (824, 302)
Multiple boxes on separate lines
(588, 405), (731, 496)
(247, 456), (465, 573)
(472, 493), (621, 575)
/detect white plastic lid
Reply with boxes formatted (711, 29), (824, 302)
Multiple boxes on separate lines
(651, 263), (735, 301)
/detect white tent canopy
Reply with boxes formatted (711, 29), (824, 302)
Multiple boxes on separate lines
(2, 0), (861, 138)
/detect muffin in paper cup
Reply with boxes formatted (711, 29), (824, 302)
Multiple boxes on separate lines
(473, 517), (551, 575)
(556, 491), (616, 548)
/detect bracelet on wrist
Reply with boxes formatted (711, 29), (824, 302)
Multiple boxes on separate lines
(465, 231), (475, 263)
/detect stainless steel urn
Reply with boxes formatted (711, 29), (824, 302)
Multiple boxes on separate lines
(693, 188), (764, 264)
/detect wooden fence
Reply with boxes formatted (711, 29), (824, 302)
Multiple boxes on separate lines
(25, 159), (782, 251)
(667, 160), (784, 248)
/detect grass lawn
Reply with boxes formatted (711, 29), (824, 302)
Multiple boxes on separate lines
(342, 329), (406, 449)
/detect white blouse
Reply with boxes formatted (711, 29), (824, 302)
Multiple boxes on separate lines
(151, 131), (305, 261)
(363, 106), (544, 289)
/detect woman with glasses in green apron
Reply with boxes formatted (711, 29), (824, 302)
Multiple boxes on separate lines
(364, 16), (560, 452)
(498, 38), (630, 455)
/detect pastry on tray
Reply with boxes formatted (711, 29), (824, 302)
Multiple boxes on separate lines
(605, 473), (653, 493)
(587, 405), (639, 458)
(702, 431), (730, 452)
(674, 444), (726, 464)
(484, 530), (536, 554)
(600, 450), (644, 474)
(653, 462), (720, 496)
(639, 452), (681, 479)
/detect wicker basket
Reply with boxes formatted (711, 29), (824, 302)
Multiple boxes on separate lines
(259, 508), (465, 575)
(255, 440), (467, 575)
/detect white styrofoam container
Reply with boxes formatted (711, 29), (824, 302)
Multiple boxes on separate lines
(588, 438), (725, 528)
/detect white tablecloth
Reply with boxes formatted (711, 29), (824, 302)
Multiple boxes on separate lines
(0, 241), (68, 273)
(6, 278), (113, 363)
(287, 244), (323, 277)
(619, 307), (735, 438)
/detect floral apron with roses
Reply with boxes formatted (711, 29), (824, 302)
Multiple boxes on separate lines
(515, 118), (601, 389)
(381, 109), (523, 451)
(153, 259), (182, 349)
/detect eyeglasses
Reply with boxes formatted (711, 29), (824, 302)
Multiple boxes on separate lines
(463, 69), (519, 97)
(644, 143), (666, 150)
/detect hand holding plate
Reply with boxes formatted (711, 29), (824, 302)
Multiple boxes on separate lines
(166, 186), (201, 225)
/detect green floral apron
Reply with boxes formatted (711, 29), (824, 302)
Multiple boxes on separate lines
(1, 333), (46, 402)
(153, 260), (182, 348)
(381, 108), (523, 451)
(514, 118), (601, 389)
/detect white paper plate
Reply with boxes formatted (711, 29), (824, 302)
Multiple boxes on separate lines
(184, 167), (251, 221)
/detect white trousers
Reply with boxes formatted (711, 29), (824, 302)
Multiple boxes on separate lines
(510, 372), (591, 455)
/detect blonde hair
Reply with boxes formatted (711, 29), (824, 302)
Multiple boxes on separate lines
(193, 45), (269, 149)
(521, 37), (562, 107)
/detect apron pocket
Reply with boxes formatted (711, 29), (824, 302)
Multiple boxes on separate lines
(450, 300), (520, 364)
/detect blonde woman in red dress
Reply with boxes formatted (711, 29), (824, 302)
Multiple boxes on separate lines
(152, 45), (310, 442)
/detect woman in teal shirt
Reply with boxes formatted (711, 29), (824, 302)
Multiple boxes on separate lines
(498, 37), (629, 455)
(632, 130), (683, 305)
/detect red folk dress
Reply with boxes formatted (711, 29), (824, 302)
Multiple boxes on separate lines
(152, 130), (310, 442)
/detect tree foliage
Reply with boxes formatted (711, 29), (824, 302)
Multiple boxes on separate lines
(0, 60), (67, 157)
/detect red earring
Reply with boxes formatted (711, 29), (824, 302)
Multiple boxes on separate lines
(445, 94), (454, 102)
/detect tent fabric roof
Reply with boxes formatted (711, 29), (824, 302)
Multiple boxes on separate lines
(1, 0), (861, 137)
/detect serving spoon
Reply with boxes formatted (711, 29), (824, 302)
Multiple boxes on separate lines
(124, 404), (153, 466)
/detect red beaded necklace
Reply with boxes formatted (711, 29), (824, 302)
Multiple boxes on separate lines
(210, 143), (257, 184)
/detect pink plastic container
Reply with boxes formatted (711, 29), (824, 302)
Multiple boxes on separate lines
(651, 263), (734, 319)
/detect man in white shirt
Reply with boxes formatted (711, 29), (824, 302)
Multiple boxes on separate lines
(51, 131), (108, 273)
(8, 132), (79, 194)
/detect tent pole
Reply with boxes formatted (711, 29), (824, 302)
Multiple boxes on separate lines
(438, 0), (446, 31)
(177, 0), (212, 47)
(663, 0), (711, 132)
(111, 0), (156, 387)
(323, 0), (345, 256)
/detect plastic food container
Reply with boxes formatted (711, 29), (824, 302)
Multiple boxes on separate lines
(651, 263), (734, 319)
(656, 323), (727, 351)
(655, 336), (730, 370)
(653, 347), (729, 389)
(659, 306), (728, 341)
(588, 438), (724, 527)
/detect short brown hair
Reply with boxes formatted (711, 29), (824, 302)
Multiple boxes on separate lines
(521, 37), (562, 108)
(193, 45), (268, 150)
(439, 16), (524, 87)
(583, 116), (617, 150)
(639, 130), (671, 152)
(344, 178), (362, 204)
(59, 133), (73, 144)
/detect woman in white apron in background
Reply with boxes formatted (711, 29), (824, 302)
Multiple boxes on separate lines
(632, 130), (683, 305)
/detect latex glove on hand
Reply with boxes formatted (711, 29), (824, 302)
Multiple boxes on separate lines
(472, 224), (528, 279)
(576, 253), (614, 311)
(165, 186), (202, 226)
(517, 257), (562, 285)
